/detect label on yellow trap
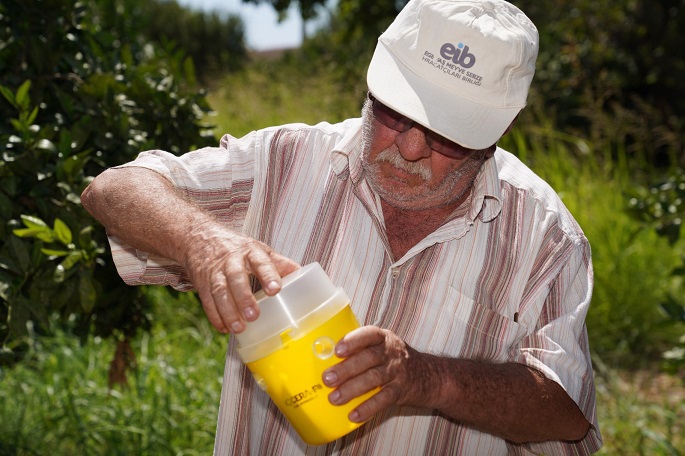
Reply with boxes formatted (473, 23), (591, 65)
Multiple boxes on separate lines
(246, 305), (378, 446)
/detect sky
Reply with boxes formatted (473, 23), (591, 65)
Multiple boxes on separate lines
(176, 0), (326, 51)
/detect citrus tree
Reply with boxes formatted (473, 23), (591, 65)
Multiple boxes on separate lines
(0, 0), (234, 376)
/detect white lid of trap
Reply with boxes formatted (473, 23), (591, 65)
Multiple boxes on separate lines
(234, 262), (350, 363)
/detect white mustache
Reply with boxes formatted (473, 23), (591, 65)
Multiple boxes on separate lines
(375, 149), (432, 181)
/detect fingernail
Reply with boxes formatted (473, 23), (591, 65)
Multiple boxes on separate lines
(335, 343), (347, 357)
(349, 410), (360, 422)
(231, 321), (244, 333)
(323, 371), (337, 385)
(265, 280), (280, 294)
(243, 306), (257, 321)
(329, 390), (341, 404)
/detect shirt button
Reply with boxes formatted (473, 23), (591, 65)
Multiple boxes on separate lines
(391, 268), (399, 279)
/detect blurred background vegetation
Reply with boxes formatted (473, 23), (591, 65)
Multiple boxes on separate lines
(1, 0), (684, 454)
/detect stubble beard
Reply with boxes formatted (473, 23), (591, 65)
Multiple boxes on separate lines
(360, 98), (490, 211)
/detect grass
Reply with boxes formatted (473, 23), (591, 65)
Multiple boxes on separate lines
(594, 364), (684, 455)
(206, 54), (364, 139)
(0, 288), (225, 455)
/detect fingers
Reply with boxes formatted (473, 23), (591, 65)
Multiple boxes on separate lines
(198, 287), (228, 333)
(195, 263), (250, 334)
(334, 326), (386, 357)
(224, 256), (260, 327)
(212, 248), (299, 333)
(322, 327), (386, 400)
(346, 386), (400, 423)
(323, 327), (422, 422)
(247, 247), (300, 296)
(190, 234), (300, 334)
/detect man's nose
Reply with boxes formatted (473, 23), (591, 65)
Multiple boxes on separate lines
(394, 126), (433, 161)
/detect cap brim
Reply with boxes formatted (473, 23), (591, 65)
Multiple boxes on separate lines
(367, 41), (521, 150)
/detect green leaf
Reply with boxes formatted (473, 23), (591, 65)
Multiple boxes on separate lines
(57, 130), (73, 156)
(19, 214), (48, 229)
(0, 84), (16, 108)
(41, 248), (70, 257)
(0, 255), (21, 275)
(27, 106), (39, 125)
(15, 80), (31, 110)
(0, 192), (14, 219)
(58, 148), (92, 181)
(13, 227), (55, 243)
(53, 218), (73, 245)
(0, 176), (17, 197)
(10, 118), (23, 131)
(13, 227), (47, 237)
(25, 297), (50, 330)
(59, 251), (83, 272)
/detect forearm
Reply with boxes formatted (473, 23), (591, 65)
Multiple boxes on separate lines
(418, 354), (590, 443)
(81, 167), (215, 264)
(82, 166), (300, 333)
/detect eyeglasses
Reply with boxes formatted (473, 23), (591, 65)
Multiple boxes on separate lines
(369, 93), (473, 160)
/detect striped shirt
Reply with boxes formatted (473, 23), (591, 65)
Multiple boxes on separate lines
(109, 118), (602, 455)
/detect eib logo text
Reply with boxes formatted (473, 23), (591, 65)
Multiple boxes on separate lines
(439, 42), (476, 69)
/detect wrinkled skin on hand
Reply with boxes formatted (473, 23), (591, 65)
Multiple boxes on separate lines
(182, 219), (299, 334)
(322, 326), (437, 422)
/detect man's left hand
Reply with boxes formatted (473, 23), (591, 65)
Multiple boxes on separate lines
(321, 326), (437, 422)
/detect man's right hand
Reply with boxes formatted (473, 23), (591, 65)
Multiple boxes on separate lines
(182, 220), (299, 333)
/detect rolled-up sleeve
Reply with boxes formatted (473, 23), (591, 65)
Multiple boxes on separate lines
(513, 238), (602, 454)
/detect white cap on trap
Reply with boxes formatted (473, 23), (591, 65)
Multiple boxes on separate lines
(234, 262), (351, 363)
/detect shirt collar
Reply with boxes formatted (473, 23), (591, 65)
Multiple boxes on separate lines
(330, 118), (365, 184)
(467, 149), (503, 223)
(331, 118), (364, 186)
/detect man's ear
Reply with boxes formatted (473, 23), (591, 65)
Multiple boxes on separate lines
(487, 114), (520, 158)
(503, 113), (520, 136)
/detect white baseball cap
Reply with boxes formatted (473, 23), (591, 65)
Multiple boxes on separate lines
(367, 0), (539, 150)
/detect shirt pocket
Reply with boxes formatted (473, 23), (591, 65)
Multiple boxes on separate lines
(413, 286), (524, 362)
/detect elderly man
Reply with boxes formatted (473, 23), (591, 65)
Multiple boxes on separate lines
(82, 0), (602, 454)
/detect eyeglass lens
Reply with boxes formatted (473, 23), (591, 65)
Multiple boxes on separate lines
(369, 94), (472, 160)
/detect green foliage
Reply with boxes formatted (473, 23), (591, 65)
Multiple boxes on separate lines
(0, 0), (217, 364)
(0, 288), (225, 455)
(628, 169), (685, 245)
(515, 0), (685, 164)
(84, 0), (246, 83)
(301, 0), (408, 94)
(626, 169), (685, 373)
(243, 0), (329, 22)
(137, 0), (247, 81)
